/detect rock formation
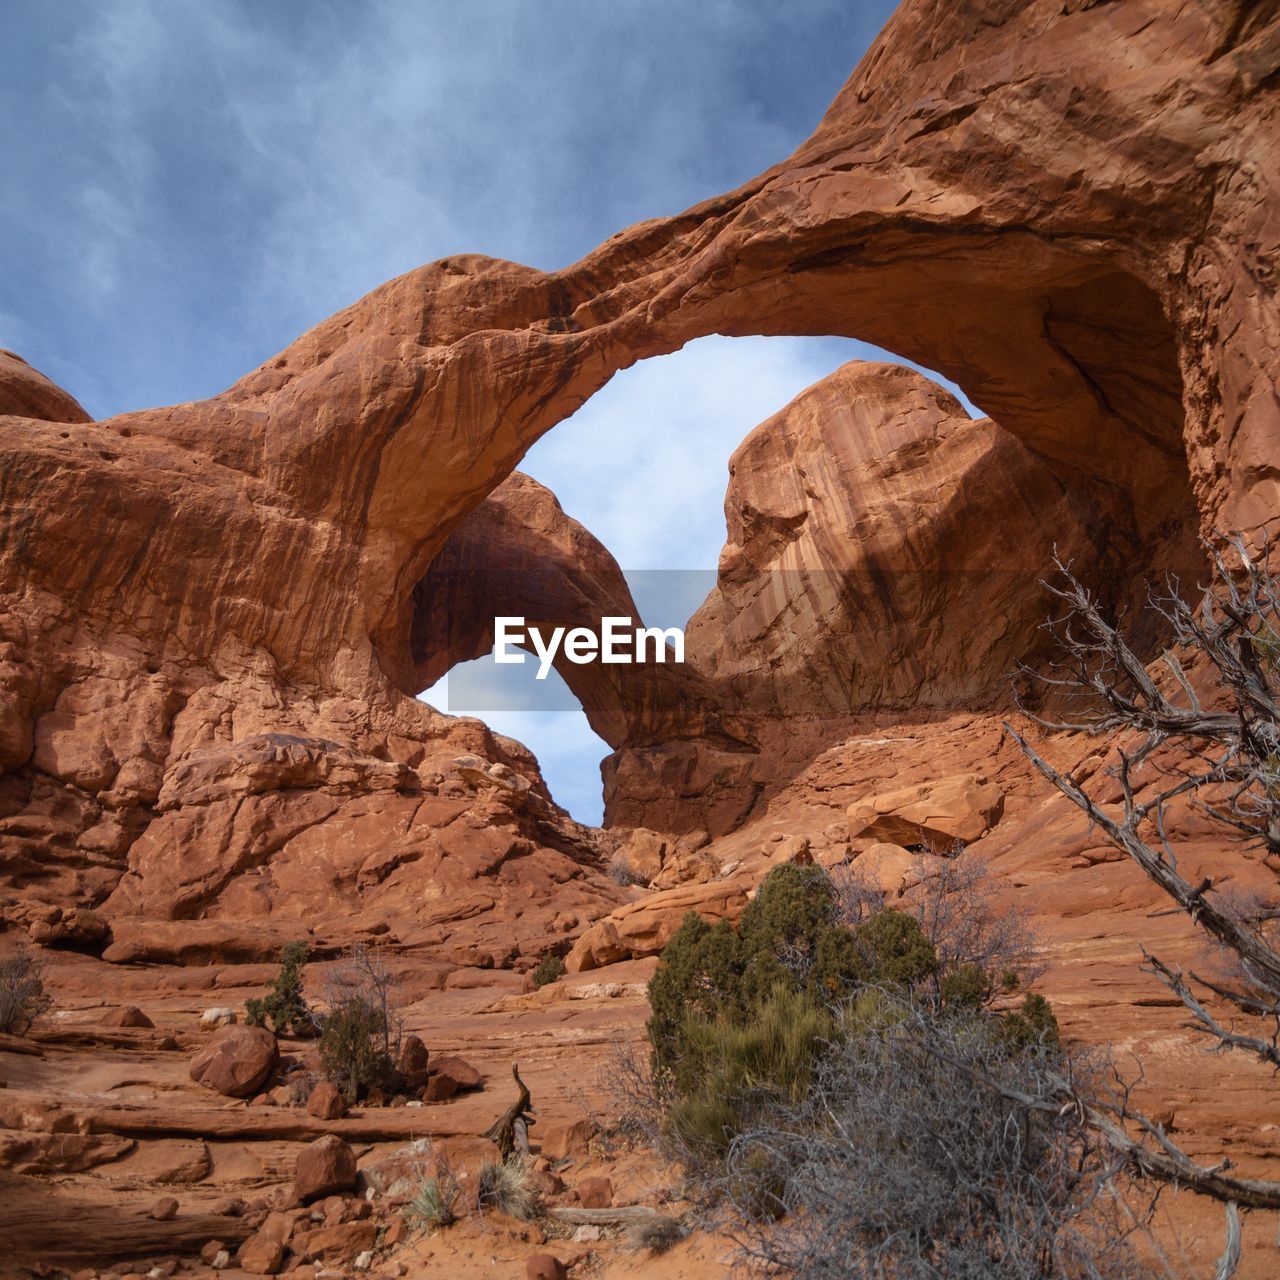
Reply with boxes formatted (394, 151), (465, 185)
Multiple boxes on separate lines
(3, 0), (1280, 1271)
(3, 0), (1273, 884)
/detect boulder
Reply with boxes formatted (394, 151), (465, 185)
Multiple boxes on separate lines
(236, 1233), (285, 1276)
(612, 828), (670, 884)
(199, 1007), (238, 1030)
(149, 1197), (178, 1222)
(306, 1081), (347, 1120)
(189, 1025), (279, 1098)
(428, 1054), (482, 1091)
(397, 1035), (430, 1088)
(422, 1074), (457, 1103)
(293, 1134), (357, 1204)
(101, 1005), (154, 1029)
(848, 773), (1004, 848)
(650, 845), (718, 890)
(772, 835), (813, 866)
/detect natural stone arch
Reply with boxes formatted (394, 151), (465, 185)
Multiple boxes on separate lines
(5, 0), (1262, 709)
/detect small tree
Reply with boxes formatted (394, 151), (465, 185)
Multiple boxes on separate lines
(0, 947), (51, 1035)
(245, 940), (311, 1035)
(1008, 540), (1280, 1264)
(318, 943), (403, 1102)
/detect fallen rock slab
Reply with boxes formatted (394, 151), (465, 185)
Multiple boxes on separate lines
(565, 878), (750, 972)
(848, 773), (1004, 847)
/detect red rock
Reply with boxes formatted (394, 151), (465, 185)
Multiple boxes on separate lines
(257, 1211), (294, 1244)
(2, 3), (1280, 1272)
(189, 1026), (279, 1098)
(199, 1241), (227, 1265)
(576, 1176), (612, 1209)
(566, 880), (750, 971)
(428, 1054), (482, 1091)
(293, 1134), (357, 1204)
(396, 1034), (429, 1087)
(526, 1256), (567, 1280)
(847, 773), (1005, 848)
(539, 1119), (597, 1161)
(305, 1081), (347, 1120)
(236, 1233), (285, 1276)
(0, 350), (90, 423)
(148, 1198), (178, 1222)
(289, 1220), (378, 1264)
(421, 1074), (457, 1102)
(101, 1006), (154, 1029)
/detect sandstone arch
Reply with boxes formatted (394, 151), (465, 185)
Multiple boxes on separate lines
(4, 0), (1262, 708)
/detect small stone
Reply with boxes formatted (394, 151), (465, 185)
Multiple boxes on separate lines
(352, 1252), (373, 1271)
(576, 1176), (612, 1209)
(199, 1242), (226, 1265)
(210, 1252), (230, 1271)
(540, 1118), (597, 1160)
(149, 1197), (178, 1222)
(526, 1255), (567, 1280)
(571, 1224), (602, 1243)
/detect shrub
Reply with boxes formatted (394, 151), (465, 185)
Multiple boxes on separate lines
(245, 940), (311, 1035)
(477, 1157), (538, 1220)
(317, 944), (402, 1102)
(0, 947), (51, 1035)
(647, 864), (938, 1096)
(608, 852), (646, 886)
(722, 998), (1144, 1278)
(530, 953), (565, 988)
(627, 1213), (686, 1254)
(405, 1170), (459, 1234)
(999, 992), (1061, 1053)
(666, 984), (832, 1161)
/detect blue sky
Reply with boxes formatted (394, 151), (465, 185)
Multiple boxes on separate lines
(2, 0), (914, 823)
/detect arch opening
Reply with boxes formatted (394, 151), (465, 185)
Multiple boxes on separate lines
(406, 278), (1200, 834)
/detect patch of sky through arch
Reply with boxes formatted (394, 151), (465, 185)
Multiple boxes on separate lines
(422, 335), (976, 825)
